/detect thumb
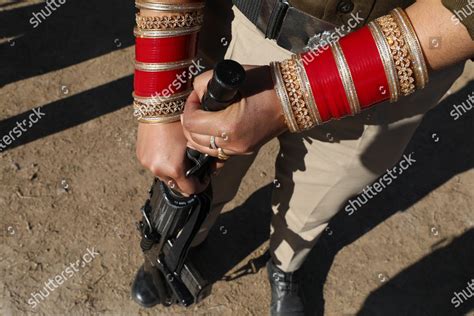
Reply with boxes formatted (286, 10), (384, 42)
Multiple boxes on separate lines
(193, 70), (213, 100)
(183, 91), (203, 131)
(184, 90), (202, 113)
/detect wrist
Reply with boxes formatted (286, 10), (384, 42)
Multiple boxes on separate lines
(138, 120), (182, 128)
(271, 93), (289, 135)
(266, 66), (288, 134)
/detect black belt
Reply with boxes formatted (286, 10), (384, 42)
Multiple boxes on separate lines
(233, 0), (337, 53)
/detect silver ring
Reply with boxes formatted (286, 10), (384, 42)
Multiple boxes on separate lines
(210, 136), (218, 149)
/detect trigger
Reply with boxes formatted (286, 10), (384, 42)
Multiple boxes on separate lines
(185, 152), (210, 177)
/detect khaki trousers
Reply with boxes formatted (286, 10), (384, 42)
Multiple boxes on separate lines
(194, 7), (464, 272)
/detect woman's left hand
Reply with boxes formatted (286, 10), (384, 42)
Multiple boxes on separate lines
(182, 65), (288, 160)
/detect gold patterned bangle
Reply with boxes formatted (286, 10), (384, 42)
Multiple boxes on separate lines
(133, 99), (185, 117)
(279, 58), (318, 131)
(375, 14), (416, 96)
(135, 1), (205, 12)
(133, 90), (191, 123)
(135, 59), (194, 71)
(294, 54), (322, 125)
(391, 8), (429, 89)
(331, 42), (361, 115)
(135, 11), (204, 31)
(270, 62), (298, 133)
(368, 21), (400, 102)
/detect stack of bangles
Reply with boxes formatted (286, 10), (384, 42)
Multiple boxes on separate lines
(133, 0), (205, 123)
(271, 7), (429, 133)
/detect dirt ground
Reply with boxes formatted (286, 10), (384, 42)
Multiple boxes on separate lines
(1, 1), (473, 316)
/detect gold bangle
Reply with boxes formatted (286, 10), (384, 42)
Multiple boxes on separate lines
(280, 57), (317, 131)
(217, 148), (230, 161)
(135, 59), (194, 71)
(294, 54), (322, 126)
(331, 41), (361, 115)
(133, 99), (185, 117)
(135, 11), (204, 31)
(375, 14), (416, 97)
(391, 8), (429, 89)
(133, 25), (201, 38)
(368, 21), (400, 102)
(270, 61), (298, 133)
(135, 1), (205, 11)
(138, 114), (181, 124)
(133, 90), (191, 120)
(133, 89), (191, 104)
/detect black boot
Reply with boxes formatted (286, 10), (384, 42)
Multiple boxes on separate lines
(131, 265), (162, 308)
(267, 260), (305, 315)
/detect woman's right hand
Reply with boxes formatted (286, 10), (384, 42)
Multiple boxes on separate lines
(136, 121), (209, 195)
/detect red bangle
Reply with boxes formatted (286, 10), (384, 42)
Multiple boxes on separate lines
(274, 8), (428, 132)
(301, 47), (351, 122)
(134, 68), (193, 97)
(135, 33), (199, 63)
(339, 26), (390, 108)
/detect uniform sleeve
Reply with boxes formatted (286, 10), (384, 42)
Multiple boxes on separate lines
(442, 0), (474, 39)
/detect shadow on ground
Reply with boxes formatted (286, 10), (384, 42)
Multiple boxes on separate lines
(189, 184), (273, 283)
(0, 75), (133, 152)
(358, 229), (474, 316)
(0, 1), (134, 87)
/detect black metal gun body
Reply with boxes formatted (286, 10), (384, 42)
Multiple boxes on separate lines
(137, 60), (246, 307)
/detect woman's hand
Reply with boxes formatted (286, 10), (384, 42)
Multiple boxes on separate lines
(182, 65), (288, 158)
(136, 121), (209, 195)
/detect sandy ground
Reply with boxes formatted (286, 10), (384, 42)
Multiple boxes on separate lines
(1, 1), (473, 315)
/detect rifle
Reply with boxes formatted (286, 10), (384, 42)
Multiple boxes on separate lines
(136, 60), (246, 307)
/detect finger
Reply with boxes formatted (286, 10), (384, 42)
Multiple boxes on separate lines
(188, 132), (238, 155)
(186, 134), (239, 158)
(187, 131), (227, 149)
(182, 124), (222, 157)
(185, 137), (218, 157)
(182, 118), (195, 143)
(183, 124), (214, 155)
(183, 91), (214, 134)
(174, 174), (210, 195)
(212, 160), (226, 172)
(183, 93), (233, 136)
